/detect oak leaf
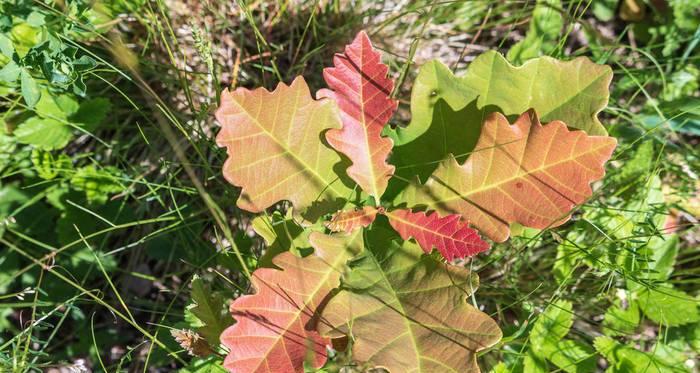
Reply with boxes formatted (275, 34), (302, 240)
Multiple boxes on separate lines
(392, 51), (612, 146)
(221, 231), (363, 373)
(326, 206), (380, 233)
(319, 31), (397, 199)
(398, 110), (617, 242)
(386, 209), (489, 261)
(215, 77), (353, 220)
(319, 231), (502, 372)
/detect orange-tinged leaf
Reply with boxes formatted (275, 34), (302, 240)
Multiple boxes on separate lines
(386, 209), (489, 260)
(326, 206), (380, 233)
(398, 110), (617, 242)
(319, 31), (398, 199)
(216, 77), (353, 220)
(320, 236), (502, 372)
(221, 231), (363, 373)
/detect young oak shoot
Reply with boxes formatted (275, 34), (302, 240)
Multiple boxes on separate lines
(214, 31), (616, 373)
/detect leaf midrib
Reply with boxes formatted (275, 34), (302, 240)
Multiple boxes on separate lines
(360, 251), (422, 368)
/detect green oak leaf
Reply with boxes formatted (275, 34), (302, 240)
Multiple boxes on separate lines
(251, 209), (312, 268)
(319, 225), (502, 373)
(386, 52), (612, 194)
(187, 275), (233, 347)
(389, 51), (611, 146)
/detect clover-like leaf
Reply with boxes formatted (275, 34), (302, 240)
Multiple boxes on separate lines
(319, 227), (501, 372)
(215, 77), (353, 221)
(326, 206), (380, 233)
(221, 231), (363, 373)
(398, 110), (617, 242)
(385, 208), (489, 261)
(319, 31), (397, 199)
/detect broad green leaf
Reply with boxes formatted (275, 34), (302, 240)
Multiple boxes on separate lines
(602, 296), (640, 336)
(35, 91), (79, 120)
(71, 97), (111, 132)
(390, 51), (612, 147)
(251, 209), (311, 267)
(506, 0), (563, 65)
(614, 140), (654, 187)
(530, 300), (573, 356)
(594, 336), (687, 373)
(20, 69), (41, 108)
(398, 111), (616, 242)
(635, 285), (700, 326)
(0, 34), (13, 57)
(70, 165), (124, 204)
(553, 230), (588, 284)
(10, 23), (43, 57)
(0, 60), (20, 82)
(319, 227), (501, 372)
(14, 117), (72, 150)
(530, 301), (596, 372)
(643, 235), (679, 282)
(26, 11), (46, 27)
(523, 351), (548, 373)
(215, 77), (353, 222)
(188, 275), (233, 347)
(545, 340), (596, 373)
(221, 231), (363, 373)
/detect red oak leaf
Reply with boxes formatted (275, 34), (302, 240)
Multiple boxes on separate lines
(319, 31), (398, 199)
(326, 206), (381, 233)
(386, 209), (490, 261)
(220, 232), (362, 373)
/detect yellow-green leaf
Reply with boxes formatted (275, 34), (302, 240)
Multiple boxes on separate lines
(215, 77), (353, 221)
(320, 227), (501, 372)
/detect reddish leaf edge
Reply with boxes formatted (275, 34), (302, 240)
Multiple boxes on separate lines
(325, 206), (490, 260)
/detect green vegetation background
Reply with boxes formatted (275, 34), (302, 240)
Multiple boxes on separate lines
(0, 0), (698, 371)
